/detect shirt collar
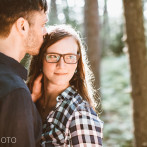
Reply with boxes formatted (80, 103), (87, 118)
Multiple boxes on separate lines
(56, 86), (77, 102)
(0, 52), (27, 81)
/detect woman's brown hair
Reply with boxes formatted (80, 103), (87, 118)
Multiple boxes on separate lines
(27, 24), (99, 107)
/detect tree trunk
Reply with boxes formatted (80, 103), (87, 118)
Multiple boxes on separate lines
(48, 0), (58, 25)
(63, 0), (70, 24)
(101, 0), (110, 56)
(123, 0), (147, 146)
(84, 0), (101, 89)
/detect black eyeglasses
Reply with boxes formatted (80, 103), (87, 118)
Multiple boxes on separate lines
(45, 53), (80, 64)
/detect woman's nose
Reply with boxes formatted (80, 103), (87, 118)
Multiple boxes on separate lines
(57, 57), (65, 68)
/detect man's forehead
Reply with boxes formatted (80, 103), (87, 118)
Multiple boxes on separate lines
(33, 10), (48, 21)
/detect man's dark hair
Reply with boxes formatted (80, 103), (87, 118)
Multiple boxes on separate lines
(0, 0), (48, 37)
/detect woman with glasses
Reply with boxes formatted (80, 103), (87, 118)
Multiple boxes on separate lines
(27, 25), (103, 147)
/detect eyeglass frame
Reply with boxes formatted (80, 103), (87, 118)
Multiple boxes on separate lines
(44, 52), (80, 64)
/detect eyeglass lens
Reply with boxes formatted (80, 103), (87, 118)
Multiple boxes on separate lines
(45, 53), (79, 64)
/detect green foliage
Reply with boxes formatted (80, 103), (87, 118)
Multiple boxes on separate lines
(109, 27), (124, 56)
(101, 55), (133, 147)
(20, 53), (31, 70)
(62, 4), (83, 32)
(47, 0), (84, 33)
(100, 16), (125, 56)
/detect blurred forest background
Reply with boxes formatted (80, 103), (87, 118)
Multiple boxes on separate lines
(21, 0), (147, 146)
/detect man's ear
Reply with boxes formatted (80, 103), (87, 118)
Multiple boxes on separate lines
(15, 17), (29, 36)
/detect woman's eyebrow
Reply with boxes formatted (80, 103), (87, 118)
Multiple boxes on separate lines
(45, 52), (78, 54)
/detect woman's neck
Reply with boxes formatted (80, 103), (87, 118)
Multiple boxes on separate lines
(43, 78), (70, 102)
(40, 77), (70, 115)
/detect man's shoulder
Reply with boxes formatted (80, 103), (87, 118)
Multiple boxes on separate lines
(0, 65), (29, 98)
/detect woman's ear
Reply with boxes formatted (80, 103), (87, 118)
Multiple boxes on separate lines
(15, 17), (29, 36)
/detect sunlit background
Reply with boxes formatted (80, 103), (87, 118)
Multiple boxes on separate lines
(21, 0), (147, 146)
(47, 1), (133, 146)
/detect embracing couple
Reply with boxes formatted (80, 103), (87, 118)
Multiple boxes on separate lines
(0, 0), (103, 147)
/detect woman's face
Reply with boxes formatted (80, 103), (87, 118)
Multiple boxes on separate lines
(43, 36), (79, 86)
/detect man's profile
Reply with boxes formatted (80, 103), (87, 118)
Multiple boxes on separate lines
(0, 0), (48, 146)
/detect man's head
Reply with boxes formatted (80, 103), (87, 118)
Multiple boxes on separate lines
(0, 0), (48, 56)
(24, 10), (48, 55)
(0, 0), (48, 38)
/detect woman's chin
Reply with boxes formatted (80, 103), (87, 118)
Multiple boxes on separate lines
(52, 81), (69, 87)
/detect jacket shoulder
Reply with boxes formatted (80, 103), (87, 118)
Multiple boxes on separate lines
(0, 65), (29, 98)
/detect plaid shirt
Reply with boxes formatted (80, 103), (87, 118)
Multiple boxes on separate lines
(41, 86), (103, 147)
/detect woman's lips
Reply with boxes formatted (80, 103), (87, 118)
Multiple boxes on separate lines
(54, 73), (67, 75)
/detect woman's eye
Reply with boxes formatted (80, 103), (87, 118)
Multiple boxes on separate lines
(49, 55), (58, 58)
(68, 55), (75, 59)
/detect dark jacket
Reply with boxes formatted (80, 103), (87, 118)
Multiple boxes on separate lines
(0, 52), (42, 147)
